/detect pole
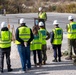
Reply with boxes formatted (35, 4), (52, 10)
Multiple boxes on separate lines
(11, 25), (15, 43)
(7, 18), (10, 29)
(7, 18), (15, 42)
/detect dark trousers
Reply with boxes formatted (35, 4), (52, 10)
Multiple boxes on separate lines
(0, 47), (11, 72)
(33, 50), (42, 65)
(52, 45), (61, 59)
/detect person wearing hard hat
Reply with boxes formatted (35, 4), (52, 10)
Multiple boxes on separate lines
(0, 22), (13, 73)
(50, 20), (63, 62)
(38, 21), (50, 64)
(65, 16), (76, 60)
(38, 7), (47, 28)
(15, 18), (34, 72)
(30, 26), (42, 67)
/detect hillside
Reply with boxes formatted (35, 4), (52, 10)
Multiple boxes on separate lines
(0, 0), (76, 14)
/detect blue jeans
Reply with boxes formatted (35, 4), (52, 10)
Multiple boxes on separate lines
(25, 46), (31, 69)
(17, 45), (31, 71)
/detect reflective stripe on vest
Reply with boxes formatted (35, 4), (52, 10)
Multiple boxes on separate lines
(67, 22), (76, 39)
(19, 26), (30, 42)
(38, 28), (47, 44)
(52, 28), (63, 45)
(30, 33), (42, 50)
(0, 41), (11, 44)
(0, 31), (11, 48)
(39, 12), (46, 20)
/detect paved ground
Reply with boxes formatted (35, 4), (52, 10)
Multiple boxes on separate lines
(0, 12), (76, 32)
(0, 13), (76, 75)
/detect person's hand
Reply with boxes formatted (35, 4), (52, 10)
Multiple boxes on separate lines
(24, 42), (27, 47)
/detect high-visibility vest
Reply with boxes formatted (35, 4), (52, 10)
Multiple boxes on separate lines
(30, 32), (42, 50)
(0, 31), (11, 48)
(52, 28), (63, 45)
(67, 22), (76, 39)
(15, 26), (30, 44)
(39, 12), (46, 20)
(38, 28), (47, 44)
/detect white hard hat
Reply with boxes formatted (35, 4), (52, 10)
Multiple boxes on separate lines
(39, 21), (44, 26)
(53, 20), (59, 25)
(68, 16), (73, 20)
(1, 22), (7, 28)
(20, 18), (25, 24)
(39, 7), (42, 11)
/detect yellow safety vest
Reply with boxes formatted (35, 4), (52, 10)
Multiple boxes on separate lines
(39, 12), (47, 20)
(15, 26), (30, 44)
(30, 32), (42, 50)
(0, 31), (11, 48)
(67, 22), (76, 39)
(38, 28), (47, 44)
(52, 28), (63, 45)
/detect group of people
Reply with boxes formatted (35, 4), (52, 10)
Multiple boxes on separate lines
(0, 6), (76, 74)
(15, 18), (50, 72)
(0, 18), (49, 73)
(50, 16), (76, 62)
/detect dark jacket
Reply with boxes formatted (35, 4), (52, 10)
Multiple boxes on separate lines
(1, 27), (8, 31)
(50, 31), (54, 44)
(16, 24), (34, 46)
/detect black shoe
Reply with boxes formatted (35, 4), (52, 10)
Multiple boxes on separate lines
(37, 63), (39, 65)
(8, 68), (13, 72)
(52, 59), (57, 62)
(0, 70), (3, 73)
(34, 64), (37, 67)
(58, 57), (61, 62)
(43, 61), (46, 65)
(58, 59), (61, 62)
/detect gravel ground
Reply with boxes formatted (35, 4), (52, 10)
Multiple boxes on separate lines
(1, 33), (76, 75)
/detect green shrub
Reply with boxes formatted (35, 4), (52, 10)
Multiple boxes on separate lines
(70, 8), (76, 13)
(1, 1), (76, 13)
(56, 5), (65, 13)
(7, 6), (18, 14)
(52, 5), (56, 11)
(50, 3), (76, 13)
(64, 3), (76, 13)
